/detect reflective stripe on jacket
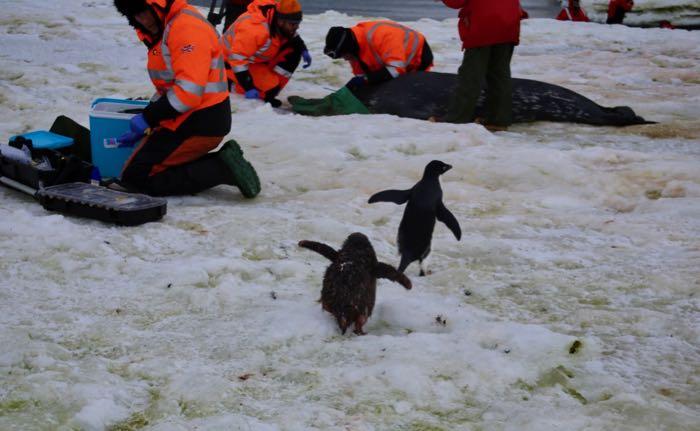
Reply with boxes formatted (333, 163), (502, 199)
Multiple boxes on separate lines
(138, 0), (228, 130)
(349, 21), (428, 78)
(442, 0), (521, 50)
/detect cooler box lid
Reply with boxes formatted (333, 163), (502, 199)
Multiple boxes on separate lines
(10, 130), (73, 150)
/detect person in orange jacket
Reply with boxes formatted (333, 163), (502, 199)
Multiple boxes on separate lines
(607, 0), (634, 24)
(222, 0), (311, 107)
(556, 0), (590, 22)
(322, 21), (433, 90)
(114, 0), (260, 198)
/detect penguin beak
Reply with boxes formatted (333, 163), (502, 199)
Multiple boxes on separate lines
(443, 164), (452, 173)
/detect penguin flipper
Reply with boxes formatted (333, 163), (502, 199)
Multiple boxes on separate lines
(298, 240), (339, 261)
(436, 202), (461, 240)
(397, 253), (413, 274)
(374, 262), (412, 290)
(368, 189), (411, 205)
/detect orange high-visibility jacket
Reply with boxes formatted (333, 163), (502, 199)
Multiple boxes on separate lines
(221, 0), (289, 85)
(135, 0), (228, 130)
(349, 21), (429, 79)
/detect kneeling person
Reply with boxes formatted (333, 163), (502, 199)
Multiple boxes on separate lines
(323, 21), (433, 90)
(222, 0), (311, 107)
(114, 0), (259, 198)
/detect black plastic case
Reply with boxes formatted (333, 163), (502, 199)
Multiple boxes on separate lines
(36, 182), (167, 226)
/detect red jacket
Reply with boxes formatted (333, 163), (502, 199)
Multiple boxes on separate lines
(607, 0), (634, 24)
(441, 0), (521, 49)
(556, 6), (590, 22)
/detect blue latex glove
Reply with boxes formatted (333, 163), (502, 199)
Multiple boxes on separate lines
(117, 113), (149, 146)
(301, 50), (312, 68)
(345, 76), (367, 90)
(245, 88), (260, 99)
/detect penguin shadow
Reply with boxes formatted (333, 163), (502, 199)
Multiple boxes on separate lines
(298, 232), (412, 336)
(368, 160), (462, 277)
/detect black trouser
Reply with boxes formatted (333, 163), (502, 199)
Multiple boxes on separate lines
(121, 98), (233, 196)
(445, 43), (514, 126)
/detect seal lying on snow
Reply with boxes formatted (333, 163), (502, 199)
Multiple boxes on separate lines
(289, 71), (651, 126)
(299, 233), (412, 335)
(352, 72), (651, 126)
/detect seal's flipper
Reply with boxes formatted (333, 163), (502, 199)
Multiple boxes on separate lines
(368, 189), (411, 205)
(436, 202), (461, 241)
(298, 240), (338, 261)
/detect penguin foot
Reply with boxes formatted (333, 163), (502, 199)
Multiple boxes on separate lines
(353, 315), (368, 335)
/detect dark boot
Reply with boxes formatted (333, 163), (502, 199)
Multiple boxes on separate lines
(217, 140), (261, 198)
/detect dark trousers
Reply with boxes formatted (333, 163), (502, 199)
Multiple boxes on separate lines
(121, 98), (233, 196)
(445, 43), (514, 126)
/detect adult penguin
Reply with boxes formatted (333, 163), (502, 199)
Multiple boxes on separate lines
(369, 160), (461, 276)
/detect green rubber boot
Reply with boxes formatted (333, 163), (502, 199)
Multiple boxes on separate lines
(217, 140), (260, 198)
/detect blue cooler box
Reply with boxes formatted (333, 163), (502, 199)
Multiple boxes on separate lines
(90, 98), (149, 178)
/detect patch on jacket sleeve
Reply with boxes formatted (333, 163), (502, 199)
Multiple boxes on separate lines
(181, 44), (195, 53)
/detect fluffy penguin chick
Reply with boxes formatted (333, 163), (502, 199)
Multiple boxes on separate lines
(299, 232), (412, 335)
(369, 160), (461, 276)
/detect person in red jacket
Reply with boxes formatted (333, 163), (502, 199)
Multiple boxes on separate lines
(114, 0), (260, 197)
(436, 0), (521, 130)
(607, 0), (634, 24)
(323, 21), (433, 90)
(556, 0), (590, 22)
(222, 0), (311, 107)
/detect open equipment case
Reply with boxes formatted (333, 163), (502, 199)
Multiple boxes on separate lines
(0, 118), (167, 226)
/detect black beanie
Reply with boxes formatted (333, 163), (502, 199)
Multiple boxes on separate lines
(324, 26), (355, 59)
(114, 0), (149, 18)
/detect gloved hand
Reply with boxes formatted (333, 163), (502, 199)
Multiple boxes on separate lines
(245, 88), (260, 100)
(345, 76), (367, 90)
(117, 113), (150, 146)
(266, 98), (282, 108)
(301, 50), (312, 68)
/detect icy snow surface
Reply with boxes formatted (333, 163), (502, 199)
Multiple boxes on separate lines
(0, 1), (699, 430)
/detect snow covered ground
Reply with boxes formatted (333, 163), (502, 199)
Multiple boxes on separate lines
(1, 1), (699, 430)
